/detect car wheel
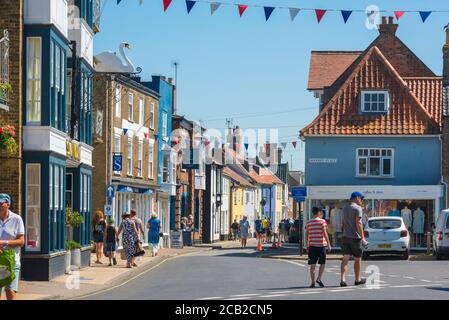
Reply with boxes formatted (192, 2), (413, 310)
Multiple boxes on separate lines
(402, 251), (409, 260)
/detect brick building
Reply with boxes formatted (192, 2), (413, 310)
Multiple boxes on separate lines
(0, 0), (23, 216)
(92, 72), (160, 244)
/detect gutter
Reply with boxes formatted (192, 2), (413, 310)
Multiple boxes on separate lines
(439, 135), (448, 209)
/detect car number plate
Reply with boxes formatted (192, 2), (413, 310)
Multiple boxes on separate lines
(378, 244), (392, 249)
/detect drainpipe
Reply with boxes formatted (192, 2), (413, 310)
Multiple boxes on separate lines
(439, 135), (448, 209)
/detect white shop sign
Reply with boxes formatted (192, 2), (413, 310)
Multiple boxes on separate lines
(307, 185), (443, 200)
(309, 158), (337, 164)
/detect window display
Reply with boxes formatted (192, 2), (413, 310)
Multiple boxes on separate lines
(310, 198), (434, 248)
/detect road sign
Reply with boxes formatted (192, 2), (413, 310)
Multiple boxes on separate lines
(294, 196), (306, 203)
(170, 231), (183, 249)
(104, 204), (113, 216)
(113, 154), (122, 172)
(105, 185), (115, 198)
(292, 186), (307, 198)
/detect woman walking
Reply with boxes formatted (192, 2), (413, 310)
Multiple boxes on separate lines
(92, 210), (106, 264)
(117, 212), (138, 268)
(147, 213), (161, 257)
(131, 209), (145, 267)
(239, 216), (250, 248)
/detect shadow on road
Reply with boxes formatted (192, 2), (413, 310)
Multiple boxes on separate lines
(426, 287), (449, 292)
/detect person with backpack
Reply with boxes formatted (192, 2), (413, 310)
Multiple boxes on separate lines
(231, 219), (239, 241)
(92, 210), (106, 264)
(104, 218), (118, 266)
(0, 194), (24, 300)
(305, 207), (331, 288)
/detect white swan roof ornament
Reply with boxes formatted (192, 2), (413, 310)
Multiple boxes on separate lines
(94, 42), (141, 74)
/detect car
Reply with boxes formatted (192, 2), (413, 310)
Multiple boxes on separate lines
(288, 219), (300, 243)
(433, 209), (449, 260)
(363, 216), (410, 260)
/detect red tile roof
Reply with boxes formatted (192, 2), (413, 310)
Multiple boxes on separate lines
(223, 167), (255, 188)
(301, 46), (441, 136)
(307, 51), (362, 90)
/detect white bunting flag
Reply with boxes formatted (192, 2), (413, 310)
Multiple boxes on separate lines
(289, 8), (300, 21)
(210, 2), (221, 15)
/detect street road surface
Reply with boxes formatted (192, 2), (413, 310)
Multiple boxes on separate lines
(81, 247), (449, 300)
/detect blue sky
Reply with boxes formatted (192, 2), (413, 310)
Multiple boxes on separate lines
(94, 0), (449, 171)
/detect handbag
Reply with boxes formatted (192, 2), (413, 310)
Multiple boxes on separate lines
(120, 248), (127, 260)
(0, 249), (16, 288)
(133, 240), (145, 257)
(159, 232), (164, 238)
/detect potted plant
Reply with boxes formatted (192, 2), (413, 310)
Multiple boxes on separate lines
(66, 240), (82, 269)
(0, 125), (17, 155)
(0, 82), (12, 106)
(65, 208), (84, 270)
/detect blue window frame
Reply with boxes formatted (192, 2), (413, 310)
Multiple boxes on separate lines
(50, 39), (67, 131)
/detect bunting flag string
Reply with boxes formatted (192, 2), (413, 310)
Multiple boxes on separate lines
(144, 133), (148, 139)
(123, 128), (128, 135)
(244, 143), (249, 150)
(292, 141), (297, 149)
(118, 1), (449, 25)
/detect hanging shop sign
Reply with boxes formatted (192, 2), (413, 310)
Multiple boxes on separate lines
(309, 158), (337, 164)
(66, 140), (81, 161)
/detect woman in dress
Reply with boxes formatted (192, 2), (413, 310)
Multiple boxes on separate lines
(147, 213), (162, 257)
(117, 212), (138, 268)
(92, 210), (106, 264)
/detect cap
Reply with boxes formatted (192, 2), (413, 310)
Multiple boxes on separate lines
(0, 193), (11, 204)
(351, 191), (365, 200)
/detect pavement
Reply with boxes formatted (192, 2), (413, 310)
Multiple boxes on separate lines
(1, 246), (209, 300)
(81, 241), (449, 300)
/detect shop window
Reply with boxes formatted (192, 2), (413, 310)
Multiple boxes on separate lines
(66, 173), (73, 209)
(162, 153), (170, 183)
(361, 90), (389, 113)
(356, 148), (393, 177)
(26, 164), (41, 252)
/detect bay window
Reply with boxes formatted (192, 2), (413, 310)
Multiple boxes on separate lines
(26, 37), (42, 124)
(356, 148), (394, 177)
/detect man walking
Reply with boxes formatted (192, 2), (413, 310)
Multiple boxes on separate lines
(305, 207), (331, 288)
(0, 194), (25, 300)
(340, 192), (367, 287)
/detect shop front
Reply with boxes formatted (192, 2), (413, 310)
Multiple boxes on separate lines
(305, 185), (443, 249)
(112, 185), (156, 245)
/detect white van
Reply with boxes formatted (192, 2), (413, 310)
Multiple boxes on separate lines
(433, 209), (449, 260)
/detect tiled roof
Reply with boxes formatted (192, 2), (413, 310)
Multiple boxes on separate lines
(307, 51), (362, 90)
(404, 77), (443, 128)
(248, 168), (284, 185)
(301, 46), (441, 136)
(223, 167), (255, 188)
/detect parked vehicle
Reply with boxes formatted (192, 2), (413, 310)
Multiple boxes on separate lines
(433, 209), (449, 260)
(288, 219), (300, 243)
(363, 217), (410, 260)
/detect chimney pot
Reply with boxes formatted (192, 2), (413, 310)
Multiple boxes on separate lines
(382, 16), (387, 24)
(388, 16), (394, 24)
(378, 16), (398, 36)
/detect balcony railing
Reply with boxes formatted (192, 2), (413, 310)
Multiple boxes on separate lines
(0, 29), (9, 110)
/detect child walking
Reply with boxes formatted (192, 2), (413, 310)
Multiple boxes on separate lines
(105, 219), (118, 266)
(305, 207), (332, 288)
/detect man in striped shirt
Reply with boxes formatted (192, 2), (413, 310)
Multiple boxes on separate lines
(305, 207), (332, 288)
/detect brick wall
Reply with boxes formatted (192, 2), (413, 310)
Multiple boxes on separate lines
(0, 1), (22, 214)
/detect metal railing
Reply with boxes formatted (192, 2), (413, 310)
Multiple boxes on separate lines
(0, 29), (9, 107)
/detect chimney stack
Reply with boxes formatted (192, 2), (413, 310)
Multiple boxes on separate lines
(443, 25), (449, 86)
(378, 16), (398, 36)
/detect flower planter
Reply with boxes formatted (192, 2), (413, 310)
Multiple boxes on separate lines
(65, 250), (71, 274)
(70, 248), (81, 269)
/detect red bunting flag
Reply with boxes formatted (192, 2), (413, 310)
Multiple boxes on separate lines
(292, 141), (297, 149)
(163, 0), (172, 11)
(238, 4), (248, 17)
(394, 11), (405, 20)
(205, 139), (210, 147)
(144, 133), (148, 139)
(315, 9), (326, 23)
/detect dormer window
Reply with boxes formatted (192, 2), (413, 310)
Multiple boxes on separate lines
(361, 90), (389, 113)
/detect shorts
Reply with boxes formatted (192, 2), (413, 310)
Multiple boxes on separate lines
(308, 246), (326, 265)
(2, 262), (20, 292)
(93, 234), (104, 243)
(261, 228), (266, 234)
(341, 237), (363, 258)
(106, 242), (116, 252)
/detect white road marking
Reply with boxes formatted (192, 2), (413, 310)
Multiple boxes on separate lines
(328, 289), (354, 293)
(269, 290), (296, 294)
(223, 297), (251, 300)
(404, 276), (416, 280)
(230, 293), (261, 297)
(389, 284), (439, 288)
(294, 291), (320, 295)
(283, 260), (307, 268)
(259, 294), (288, 298)
(198, 296), (225, 300)
(420, 280), (432, 283)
